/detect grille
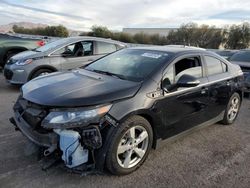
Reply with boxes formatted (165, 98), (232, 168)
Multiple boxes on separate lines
(14, 97), (50, 133)
(4, 68), (13, 80)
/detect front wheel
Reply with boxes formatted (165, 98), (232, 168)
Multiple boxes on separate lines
(221, 92), (241, 125)
(30, 69), (53, 80)
(106, 115), (153, 175)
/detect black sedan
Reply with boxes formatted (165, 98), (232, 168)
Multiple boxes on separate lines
(229, 49), (250, 94)
(10, 46), (244, 175)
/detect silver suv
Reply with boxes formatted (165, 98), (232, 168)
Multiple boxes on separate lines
(4, 36), (126, 84)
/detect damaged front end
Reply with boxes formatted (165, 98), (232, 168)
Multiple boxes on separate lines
(10, 96), (115, 173)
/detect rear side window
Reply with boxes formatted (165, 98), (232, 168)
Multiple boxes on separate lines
(81, 41), (93, 56)
(96, 41), (117, 54)
(204, 56), (227, 76)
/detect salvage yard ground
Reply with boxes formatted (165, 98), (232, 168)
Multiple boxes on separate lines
(0, 72), (250, 188)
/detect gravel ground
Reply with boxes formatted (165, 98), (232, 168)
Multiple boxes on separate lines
(0, 73), (250, 188)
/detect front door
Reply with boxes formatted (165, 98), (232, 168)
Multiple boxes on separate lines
(56, 41), (97, 70)
(155, 55), (210, 139)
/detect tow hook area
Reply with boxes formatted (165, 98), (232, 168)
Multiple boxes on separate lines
(9, 117), (19, 131)
(54, 129), (89, 168)
(44, 144), (57, 156)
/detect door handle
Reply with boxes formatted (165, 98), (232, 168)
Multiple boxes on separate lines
(201, 87), (208, 94)
(226, 80), (231, 86)
(88, 59), (94, 61)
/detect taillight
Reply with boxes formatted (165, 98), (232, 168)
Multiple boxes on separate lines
(37, 40), (45, 46)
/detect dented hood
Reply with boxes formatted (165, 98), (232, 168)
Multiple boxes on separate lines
(22, 69), (141, 107)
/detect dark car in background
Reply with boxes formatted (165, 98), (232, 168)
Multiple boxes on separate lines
(229, 49), (250, 94)
(0, 33), (55, 68)
(10, 46), (244, 175)
(208, 49), (238, 60)
(4, 36), (126, 84)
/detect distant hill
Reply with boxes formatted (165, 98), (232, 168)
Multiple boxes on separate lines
(0, 22), (83, 36)
(0, 22), (48, 33)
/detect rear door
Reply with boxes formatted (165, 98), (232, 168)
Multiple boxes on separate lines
(155, 54), (210, 139)
(203, 55), (232, 119)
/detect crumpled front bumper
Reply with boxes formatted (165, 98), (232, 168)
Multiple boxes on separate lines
(10, 97), (108, 171)
(11, 111), (58, 148)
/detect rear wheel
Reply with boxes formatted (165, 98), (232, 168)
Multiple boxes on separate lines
(221, 93), (241, 125)
(106, 115), (153, 175)
(30, 69), (53, 80)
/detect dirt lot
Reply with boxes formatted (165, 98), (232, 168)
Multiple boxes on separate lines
(0, 72), (250, 188)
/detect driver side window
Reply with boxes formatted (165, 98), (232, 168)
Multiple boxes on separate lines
(53, 41), (93, 57)
(163, 56), (203, 89)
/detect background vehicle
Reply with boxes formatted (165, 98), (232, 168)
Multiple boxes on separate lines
(0, 33), (55, 68)
(4, 36), (127, 84)
(229, 49), (250, 94)
(11, 46), (243, 175)
(166, 45), (206, 51)
(207, 49), (238, 60)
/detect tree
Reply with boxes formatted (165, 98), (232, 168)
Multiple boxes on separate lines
(12, 25), (69, 37)
(224, 23), (250, 49)
(150, 34), (168, 45)
(167, 23), (197, 45)
(90, 25), (113, 38)
(80, 23), (250, 49)
(133, 32), (152, 44)
(167, 23), (224, 48)
(113, 32), (135, 43)
(194, 25), (223, 49)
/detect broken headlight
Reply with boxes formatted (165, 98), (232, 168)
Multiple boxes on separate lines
(41, 104), (112, 129)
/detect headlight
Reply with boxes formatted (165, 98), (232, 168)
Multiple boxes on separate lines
(15, 59), (33, 66)
(41, 104), (112, 129)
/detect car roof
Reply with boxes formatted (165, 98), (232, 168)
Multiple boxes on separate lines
(127, 46), (229, 62)
(129, 45), (208, 54)
(62, 36), (127, 46)
(165, 45), (206, 51)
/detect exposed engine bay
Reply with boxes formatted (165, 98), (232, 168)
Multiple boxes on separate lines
(10, 96), (114, 173)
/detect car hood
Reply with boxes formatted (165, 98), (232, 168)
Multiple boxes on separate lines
(22, 69), (141, 107)
(12, 50), (46, 61)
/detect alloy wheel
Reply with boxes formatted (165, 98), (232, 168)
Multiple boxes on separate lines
(116, 125), (149, 168)
(227, 96), (240, 121)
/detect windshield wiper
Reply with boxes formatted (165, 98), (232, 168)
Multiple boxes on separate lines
(89, 69), (126, 80)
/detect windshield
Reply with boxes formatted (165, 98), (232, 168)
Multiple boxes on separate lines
(35, 38), (69, 52)
(230, 51), (250, 62)
(85, 49), (172, 82)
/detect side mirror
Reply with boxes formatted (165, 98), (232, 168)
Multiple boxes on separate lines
(176, 74), (200, 87)
(162, 77), (172, 92)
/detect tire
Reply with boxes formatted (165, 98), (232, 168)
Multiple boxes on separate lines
(30, 69), (53, 80)
(3, 51), (18, 67)
(221, 92), (241, 125)
(106, 115), (153, 175)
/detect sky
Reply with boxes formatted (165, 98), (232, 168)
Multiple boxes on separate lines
(0, 0), (250, 31)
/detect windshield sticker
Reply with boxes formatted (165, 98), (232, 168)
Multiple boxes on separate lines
(141, 53), (165, 59)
